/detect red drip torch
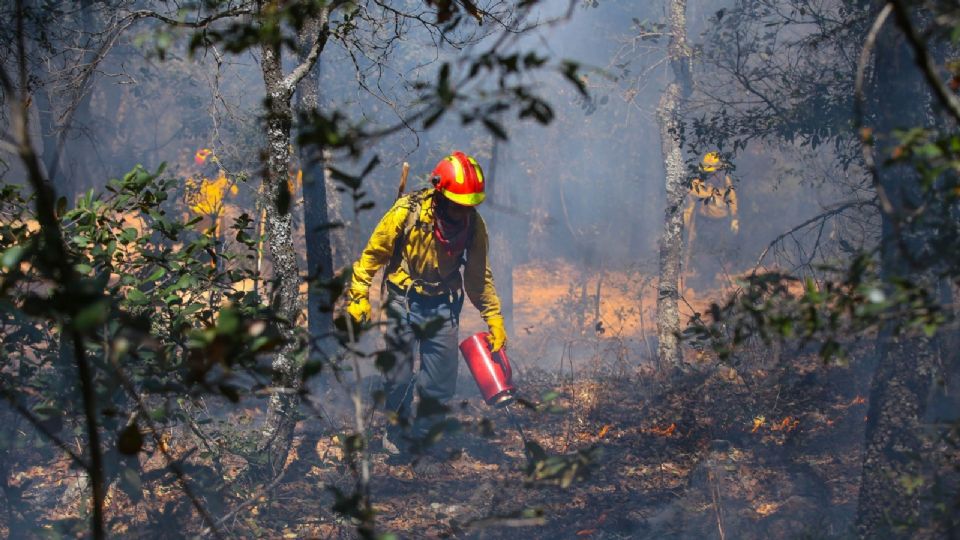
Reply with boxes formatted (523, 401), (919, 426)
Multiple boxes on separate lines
(459, 332), (515, 407)
(460, 332), (531, 449)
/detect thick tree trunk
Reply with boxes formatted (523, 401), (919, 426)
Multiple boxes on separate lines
(296, 15), (335, 357)
(856, 5), (938, 536)
(655, 0), (691, 372)
(255, 39), (305, 478)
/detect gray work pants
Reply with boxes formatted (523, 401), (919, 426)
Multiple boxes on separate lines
(382, 286), (463, 440)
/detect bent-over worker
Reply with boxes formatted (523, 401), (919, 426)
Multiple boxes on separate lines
(346, 151), (507, 456)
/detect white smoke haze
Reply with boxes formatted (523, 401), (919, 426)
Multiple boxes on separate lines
(2, 0), (954, 538)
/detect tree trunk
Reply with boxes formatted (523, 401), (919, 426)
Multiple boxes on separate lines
(856, 5), (938, 536)
(323, 148), (350, 268)
(296, 15), (335, 357)
(655, 0), (691, 372)
(255, 36), (305, 478)
(487, 136), (514, 335)
(28, 0), (98, 202)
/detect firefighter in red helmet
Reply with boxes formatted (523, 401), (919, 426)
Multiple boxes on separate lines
(346, 151), (507, 460)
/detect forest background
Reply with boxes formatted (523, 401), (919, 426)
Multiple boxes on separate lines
(1, 0), (959, 538)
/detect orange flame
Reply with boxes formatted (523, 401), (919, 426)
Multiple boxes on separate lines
(187, 169), (235, 218)
(289, 168), (303, 193)
(648, 423), (676, 437)
(751, 416), (765, 433)
(850, 396), (866, 406)
(771, 416), (799, 432)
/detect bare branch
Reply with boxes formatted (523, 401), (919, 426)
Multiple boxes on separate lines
(753, 199), (877, 274)
(854, 3), (896, 220)
(891, 0), (960, 124)
(282, 3), (337, 93)
(127, 6), (254, 29)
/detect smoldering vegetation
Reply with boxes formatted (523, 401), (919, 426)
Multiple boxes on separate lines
(0, 0), (958, 538)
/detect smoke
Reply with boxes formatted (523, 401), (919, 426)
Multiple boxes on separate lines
(3, 0), (934, 537)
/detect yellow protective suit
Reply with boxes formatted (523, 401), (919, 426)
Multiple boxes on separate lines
(349, 190), (503, 324)
(682, 174), (739, 280)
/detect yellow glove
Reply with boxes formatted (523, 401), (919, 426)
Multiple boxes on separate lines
(486, 316), (507, 352)
(346, 297), (371, 324)
(730, 219), (740, 234)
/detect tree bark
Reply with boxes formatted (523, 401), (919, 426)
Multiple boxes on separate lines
(296, 13), (334, 357)
(655, 0), (691, 372)
(251, 0), (330, 476)
(28, 0), (98, 201)
(323, 148), (350, 268)
(487, 136), (514, 335)
(856, 4), (939, 536)
(255, 32), (305, 479)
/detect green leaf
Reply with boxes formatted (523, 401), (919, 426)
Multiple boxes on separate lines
(118, 466), (143, 503)
(1, 245), (26, 270)
(126, 289), (149, 305)
(222, 310), (241, 335)
(146, 267), (166, 282)
(915, 143), (943, 158)
(74, 299), (110, 333)
(541, 390), (560, 403)
(482, 118), (508, 140)
(181, 303), (204, 316)
(173, 273), (195, 290)
(117, 423), (144, 455)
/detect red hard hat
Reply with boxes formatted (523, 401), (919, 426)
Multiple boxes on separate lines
(431, 151), (485, 206)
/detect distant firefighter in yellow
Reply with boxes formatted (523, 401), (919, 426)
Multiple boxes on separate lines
(683, 152), (739, 285)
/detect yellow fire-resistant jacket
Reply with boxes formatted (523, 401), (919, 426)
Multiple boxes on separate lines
(690, 174), (738, 219)
(349, 190), (503, 323)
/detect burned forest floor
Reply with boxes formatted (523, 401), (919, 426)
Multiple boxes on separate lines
(282, 350), (872, 540)
(0, 352), (877, 539)
(2, 261), (882, 539)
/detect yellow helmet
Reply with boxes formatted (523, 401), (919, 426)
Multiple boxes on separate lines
(702, 152), (723, 172)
